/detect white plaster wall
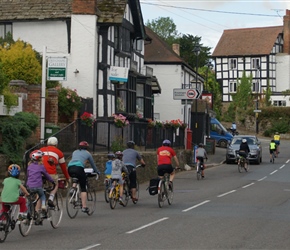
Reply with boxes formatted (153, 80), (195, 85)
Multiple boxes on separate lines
(276, 53), (290, 91)
(13, 17), (98, 102)
(149, 64), (183, 122)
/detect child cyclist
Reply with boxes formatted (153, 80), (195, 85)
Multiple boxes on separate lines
(110, 151), (128, 206)
(196, 143), (208, 178)
(1, 164), (30, 220)
(26, 150), (55, 217)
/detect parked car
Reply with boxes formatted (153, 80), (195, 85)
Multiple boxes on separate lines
(226, 135), (262, 164)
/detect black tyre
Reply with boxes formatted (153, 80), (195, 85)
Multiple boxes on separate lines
(167, 182), (174, 205)
(219, 139), (228, 148)
(50, 192), (63, 228)
(109, 188), (117, 209)
(0, 212), (9, 243)
(86, 188), (96, 216)
(158, 180), (165, 208)
(238, 162), (243, 173)
(123, 182), (129, 207)
(66, 188), (79, 219)
(104, 179), (110, 203)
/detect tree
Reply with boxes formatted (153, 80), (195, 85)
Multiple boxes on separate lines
(179, 34), (211, 69)
(146, 17), (179, 45)
(0, 39), (42, 84)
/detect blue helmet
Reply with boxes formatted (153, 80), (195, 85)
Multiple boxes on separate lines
(162, 139), (171, 146)
(8, 164), (21, 177)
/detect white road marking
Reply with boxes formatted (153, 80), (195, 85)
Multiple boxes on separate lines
(182, 200), (211, 212)
(270, 170), (278, 175)
(242, 182), (255, 188)
(79, 244), (101, 250)
(126, 217), (169, 234)
(217, 190), (236, 197)
(280, 164), (285, 169)
(286, 159), (290, 163)
(258, 176), (267, 181)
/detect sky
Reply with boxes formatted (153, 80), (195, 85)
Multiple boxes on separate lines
(140, 0), (290, 52)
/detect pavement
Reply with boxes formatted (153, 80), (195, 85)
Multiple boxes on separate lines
(203, 146), (227, 168)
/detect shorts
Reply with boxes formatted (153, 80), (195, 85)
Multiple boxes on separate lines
(157, 164), (174, 176)
(274, 140), (280, 146)
(126, 165), (137, 189)
(68, 166), (87, 192)
(269, 149), (275, 154)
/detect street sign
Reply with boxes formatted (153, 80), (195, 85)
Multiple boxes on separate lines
(47, 57), (67, 81)
(253, 110), (262, 112)
(173, 88), (201, 100)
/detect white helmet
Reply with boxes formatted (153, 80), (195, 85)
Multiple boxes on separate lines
(47, 137), (58, 146)
(242, 139), (247, 143)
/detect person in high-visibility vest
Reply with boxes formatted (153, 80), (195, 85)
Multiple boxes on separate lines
(273, 132), (281, 157)
(269, 139), (277, 163)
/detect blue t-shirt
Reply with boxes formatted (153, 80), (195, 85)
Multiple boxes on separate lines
(104, 160), (112, 175)
(68, 149), (99, 173)
(122, 148), (142, 167)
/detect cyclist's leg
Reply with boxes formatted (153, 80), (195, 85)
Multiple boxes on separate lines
(71, 167), (87, 210)
(128, 167), (137, 200)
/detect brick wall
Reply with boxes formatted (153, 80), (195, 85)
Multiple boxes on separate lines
(72, 0), (98, 15)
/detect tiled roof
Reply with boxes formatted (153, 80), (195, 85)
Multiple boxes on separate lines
(0, 0), (73, 21)
(97, 0), (126, 23)
(212, 26), (283, 57)
(144, 26), (183, 64)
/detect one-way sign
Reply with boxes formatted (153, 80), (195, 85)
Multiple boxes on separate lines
(173, 88), (201, 100)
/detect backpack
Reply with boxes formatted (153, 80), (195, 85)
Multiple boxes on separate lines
(148, 178), (160, 196)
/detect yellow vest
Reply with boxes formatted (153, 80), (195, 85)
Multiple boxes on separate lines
(270, 142), (276, 150)
(274, 135), (280, 141)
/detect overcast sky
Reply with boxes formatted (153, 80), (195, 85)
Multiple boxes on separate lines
(140, 0), (290, 52)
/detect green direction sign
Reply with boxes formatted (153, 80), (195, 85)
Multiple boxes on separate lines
(48, 68), (66, 80)
(47, 57), (67, 81)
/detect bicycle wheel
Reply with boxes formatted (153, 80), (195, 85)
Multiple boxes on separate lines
(123, 182), (129, 207)
(104, 182), (110, 203)
(158, 180), (165, 208)
(86, 187), (96, 216)
(272, 153), (275, 163)
(0, 212), (9, 243)
(238, 162), (243, 173)
(49, 192), (63, 228)
(66, 187), (79, 219)
(19, 200), (33, 236)
(196, 164), (202, 180)
(167, 181), (174, 205)
(109, 188), (117, 209)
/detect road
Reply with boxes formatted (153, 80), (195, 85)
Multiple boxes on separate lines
(3, 137), (290, 249)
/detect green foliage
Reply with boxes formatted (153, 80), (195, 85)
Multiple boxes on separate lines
(263, 119), (290, 136)
(179, 34), (211, 69)
(0, 112), (39, 164)
(263, 80), (272, 107)
(57, 85), (82, 117)
(0, 62), (9, 94)
(2, 88), (18, 113)
(110, 136), (126, 152)
(230, 72), (254, 122)
(146, 17), (179, 45)
(0, 39), (42, 84)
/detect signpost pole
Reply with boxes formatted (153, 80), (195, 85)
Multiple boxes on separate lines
(40, 46), (46, 143)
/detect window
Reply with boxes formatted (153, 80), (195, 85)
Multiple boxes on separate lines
(229, 81), (237, 93)
(229, 58), (237, 69)
(114, 26), (131, 52)
(136, 84), (144, 118)
(273, 100), (286, 107)
(0, 23), (12, 39)
(252, 58), (260, 69)
(252, 81), (260, 93)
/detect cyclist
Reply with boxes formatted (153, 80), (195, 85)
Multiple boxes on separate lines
(110, 151), (129, 206)
(67, 141), (100, 213)
(1, 164), (30, 220)
(122, 141), (145, 202)
(40, 136), (70, 208)
(231, 122), (237, 134)
(238, 138), (250, 168)
(26, 150), (55, 216)
(273, 132), (280, 157)
(196, 143), (208, 178)
(269, 139), (277, 163)
(157, 139), (180, 188)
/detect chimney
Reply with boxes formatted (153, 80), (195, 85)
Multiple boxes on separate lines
(72, 0), (98, 15)
(283, 9), (290, 54)
(172, 44), (180, 56)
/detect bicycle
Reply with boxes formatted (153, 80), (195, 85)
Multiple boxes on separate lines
(104, 175), (112, 203)
(0, 201), (31, 243)
(109, 172), (129, 209)
(66, 168), (97, 219)
(271, 150), (275, 163)
(237, 151), (249, 172)
(22, 180), (63, 232)
(196, 157), (207, 180)
(157, 173), (174, 208)
(125, 164), (144, 204)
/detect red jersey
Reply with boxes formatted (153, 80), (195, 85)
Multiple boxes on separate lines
(157, 146), (176, 165)
(40, 146), (69, 179)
